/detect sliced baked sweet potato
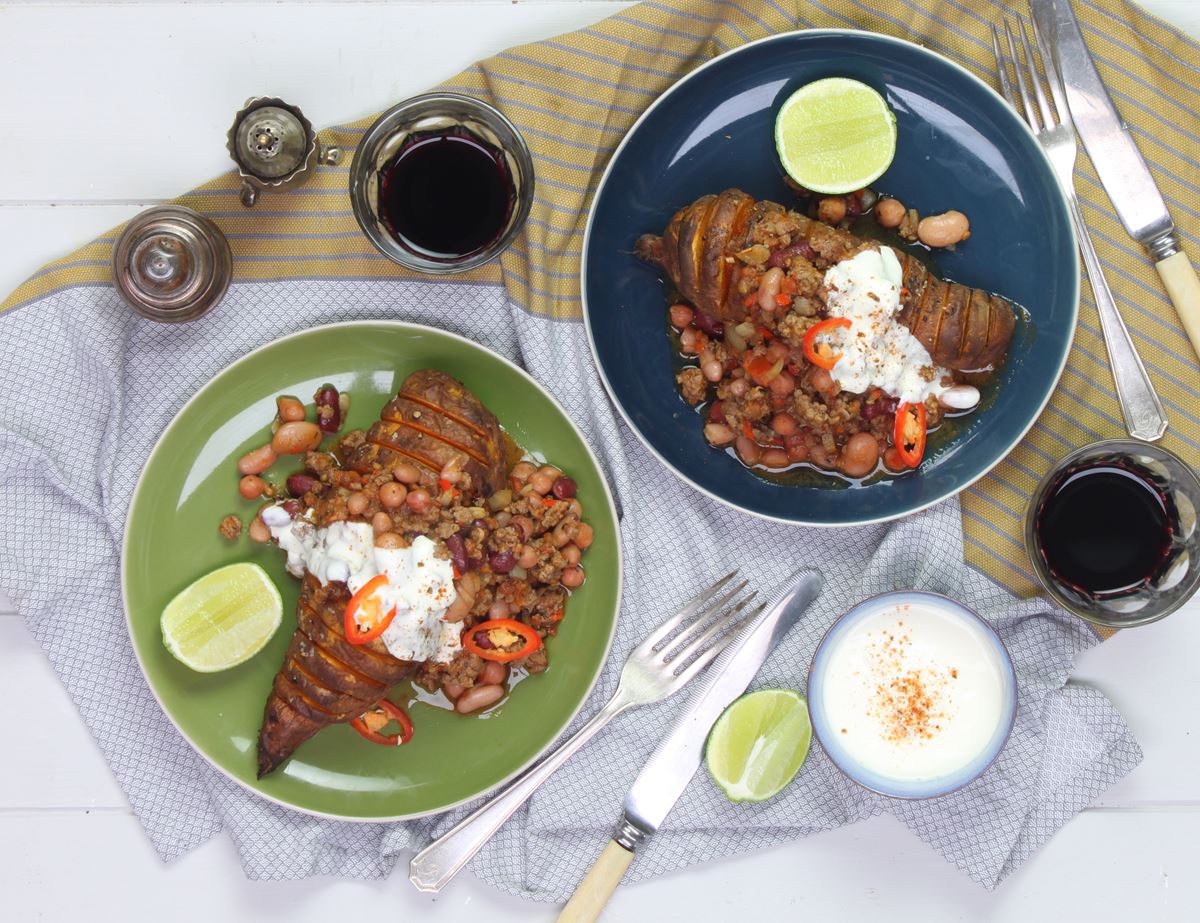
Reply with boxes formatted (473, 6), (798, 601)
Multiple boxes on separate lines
(345, 369), (506, 495)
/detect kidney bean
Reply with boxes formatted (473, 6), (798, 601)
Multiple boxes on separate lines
(735, 436), (762, 466)
(375, 481), (404, 509)
(490, 550), (516, 574)
(275, 395), (306, 423)
(455, 684), (505, 715)
(693, 312), (724, 339)
(669, 304), (695, 329)
(272, 421), (322, 455)
(551, 476), (577, 500)
(861, 395), (899, 420)
(511, 516), (534, 541)
(938, 384), (980, 410)
(785, 434), (810, 462)
(393, 462), (422, 484)
(574, 522), (594, 550)
(442, 681), (465, 702)
(281, 499), (302, 516)
(708, 400), (727, 424)
(286, 473), (315, 496)
(238, 444), (277, 475)
(445, 534), (470, 573)
(347, 492), (370, 515)
(488, 600), (511, 620)
(313, 384), (342, 433)
(563, 544), (582, 565)
(248, 517), (271, 543)
(406, 488), (431, 512)
(372, 511), (393, 535)
(480, 661), (509, 686)
(238, 475), (267, 500)
(561, 566), (585, 589)
(768, 241), (817, 269)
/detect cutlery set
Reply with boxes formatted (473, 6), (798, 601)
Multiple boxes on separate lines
(994, 0), (1198, 441)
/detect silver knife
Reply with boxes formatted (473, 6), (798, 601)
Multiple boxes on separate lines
(555, 568), (823, 923)
(1032, 0), (1200, 362)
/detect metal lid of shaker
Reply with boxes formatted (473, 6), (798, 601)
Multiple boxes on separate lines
(111, 205), (232, 323)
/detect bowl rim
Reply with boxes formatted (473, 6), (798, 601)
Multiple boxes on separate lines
(120, 319), (623, 822)
(348, 92), (536, 275)
(580, 27), (1080, 528)
(806, 589), (1019, 799)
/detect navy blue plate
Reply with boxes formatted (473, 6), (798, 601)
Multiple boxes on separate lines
(582, 30), (1078, 526)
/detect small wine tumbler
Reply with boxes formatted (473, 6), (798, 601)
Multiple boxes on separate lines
(1026, 439), (1200, 629)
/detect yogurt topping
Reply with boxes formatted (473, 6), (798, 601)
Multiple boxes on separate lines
(267, 511), (461, 663)
(823, 247), (952, 405)
(819, 600), (1007, 782)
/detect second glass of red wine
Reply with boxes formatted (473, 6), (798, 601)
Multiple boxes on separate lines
(351, 93), (534, 273)
(1026, 440), (1200, 629)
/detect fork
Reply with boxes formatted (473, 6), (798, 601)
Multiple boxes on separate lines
(991, 15), (1168, 442)
(408, 571), (760, 892)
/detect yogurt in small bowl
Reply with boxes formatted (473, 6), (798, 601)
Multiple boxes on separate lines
(807, 591), (1016, 798)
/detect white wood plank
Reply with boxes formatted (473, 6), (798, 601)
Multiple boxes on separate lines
(0, 204), (145, 310)
(0, 2), (634, 202)
(0, 808), (1196, 921)
(0, 618), (129, 808)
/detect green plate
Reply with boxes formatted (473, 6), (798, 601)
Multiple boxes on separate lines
(123, 321), (622, 820)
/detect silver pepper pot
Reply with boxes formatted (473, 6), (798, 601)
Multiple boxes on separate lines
(226, 97), (342, 207)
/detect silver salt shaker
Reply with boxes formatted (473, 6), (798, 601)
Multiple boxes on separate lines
(111, 205), (233, 323)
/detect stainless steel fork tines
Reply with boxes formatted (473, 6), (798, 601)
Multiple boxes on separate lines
(991, 12), (1168, 442)
(408, 571), (760, 893)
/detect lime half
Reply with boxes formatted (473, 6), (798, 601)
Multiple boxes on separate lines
(706, 688), (811, 803)
(161, 563), (283, 672)
(774, 77), (897, 194)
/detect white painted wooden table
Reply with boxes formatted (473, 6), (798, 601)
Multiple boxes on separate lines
(3, 2), (1199, 919)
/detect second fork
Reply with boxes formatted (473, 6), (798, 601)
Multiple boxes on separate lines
(992, 13), (1168, 442)
(409, 570), (759, 893)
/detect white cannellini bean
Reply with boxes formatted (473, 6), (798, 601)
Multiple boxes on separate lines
(938, 384), (981, 410)
(757, 267), (785, 312)
(261, 505), (292, 528)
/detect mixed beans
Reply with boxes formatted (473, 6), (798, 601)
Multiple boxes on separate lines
(671, 187), (974, 482)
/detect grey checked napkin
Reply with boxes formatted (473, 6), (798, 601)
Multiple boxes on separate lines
(0, 274), (1140, 898)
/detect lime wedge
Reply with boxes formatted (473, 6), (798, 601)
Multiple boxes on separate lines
(705, 688), (811, 803)
(161, 563), (283, 672)
(774, 77), (897, 195)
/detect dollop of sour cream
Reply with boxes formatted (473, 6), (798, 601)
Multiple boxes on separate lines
(823, 248), (952, 405)
(266, 510), (461, 663)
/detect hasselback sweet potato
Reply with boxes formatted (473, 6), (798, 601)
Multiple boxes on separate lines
(345, 369), (506, 495)
(636, 188), (1015, 373)
(256, 370), (507, 777)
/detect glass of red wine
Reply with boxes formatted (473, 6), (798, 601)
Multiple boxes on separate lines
(1026, 440), (1200, 629)
(350, 93), (534, 273)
